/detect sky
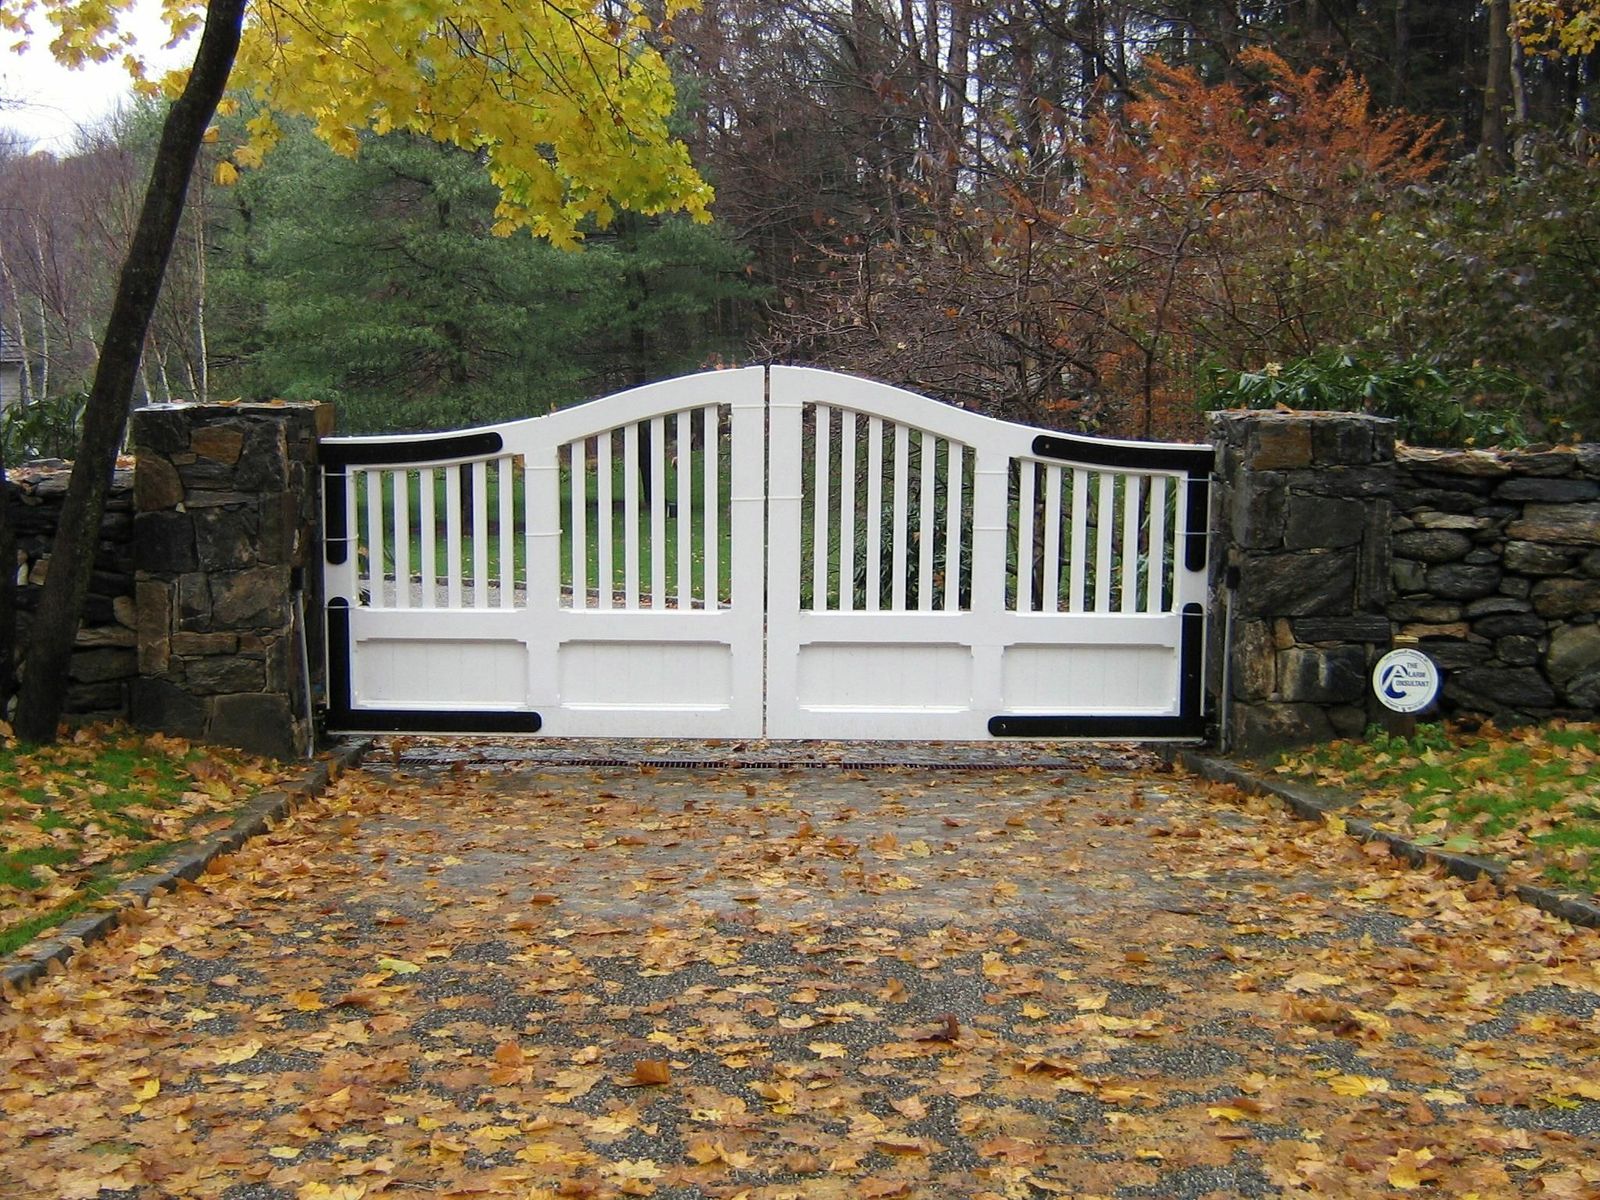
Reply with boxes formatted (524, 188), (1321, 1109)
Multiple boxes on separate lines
(0, 2), (195, 154)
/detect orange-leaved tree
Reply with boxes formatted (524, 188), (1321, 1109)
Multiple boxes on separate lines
(1017, 49), (1442, 438)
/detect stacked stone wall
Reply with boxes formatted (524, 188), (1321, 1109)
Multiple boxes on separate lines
(1389, 444), (1600, 721)
(5, 464), (138, 723)
(1208, 412), (1397, 753)
(130, 403), (329, 759)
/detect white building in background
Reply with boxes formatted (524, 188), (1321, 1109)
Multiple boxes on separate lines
(0, 325), (28, 411)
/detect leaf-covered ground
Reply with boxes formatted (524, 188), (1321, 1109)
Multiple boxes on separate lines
(0, 726), (297, 955)
(1269, 722), (1600, 896)
(3, 758), (1599, 1199)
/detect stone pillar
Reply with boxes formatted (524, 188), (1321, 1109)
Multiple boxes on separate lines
(129, 402), (332, 759)
(1208, 412), (1397, 754)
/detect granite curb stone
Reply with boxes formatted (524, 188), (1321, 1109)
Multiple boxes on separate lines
(1, 739), (371, 999)
(1171, 749), (1600, 930)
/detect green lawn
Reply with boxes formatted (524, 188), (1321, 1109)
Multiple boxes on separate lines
(1270, 721), (1600, 896)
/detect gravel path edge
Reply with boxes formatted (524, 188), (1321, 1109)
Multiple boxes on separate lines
(1170, 748), (1600, 930)
(1, 739), (372, 1000)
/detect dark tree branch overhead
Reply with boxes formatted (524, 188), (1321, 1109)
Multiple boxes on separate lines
(13, 0), (247, 743)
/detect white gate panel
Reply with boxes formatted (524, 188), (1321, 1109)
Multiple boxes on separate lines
(323, 368), (765, 736)
(764, 367), (1209, 740)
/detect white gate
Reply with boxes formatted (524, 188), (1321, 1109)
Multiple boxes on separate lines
(321, 367), (1211, 739)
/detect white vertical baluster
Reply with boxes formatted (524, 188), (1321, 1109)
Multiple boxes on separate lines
(1121, 474), (1142, 613)
(1147, 475), (1169, 613)
(650, 415), (666, 610)
(569, 441), (587, 608)
(917, 433), (935, 611)
(623, 423), (640, 609)
(444, 464), (463, 609)
(1015, 460), (1035, 612)
(391, 469), (410, 609)
(498, 456), (515, 608)
(596, 431), (613, 610)
(865, 416), (884, 611)
(891, 423), (909, 611)
(839, 410), (857, 612)
(675, 409), (692, 609)
(812, 405), (830, 612)
(1095, 472), (1115, 612)
(472, 461), (489, 608)
(1068, 468), (1088, 612)
(944, 443), (963, 611)
(1042, 465), (1063, 614)
(703, 407), (720, 608)
(418, 467), (436, 606)
(365, 470), (385, 607)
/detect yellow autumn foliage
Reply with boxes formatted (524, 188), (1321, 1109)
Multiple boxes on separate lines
(1, 0), (712, 247)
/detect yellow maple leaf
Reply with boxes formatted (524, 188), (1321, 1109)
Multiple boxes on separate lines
(808, 1042), (847, 1059)
(1328, 1074), (1390, 1097)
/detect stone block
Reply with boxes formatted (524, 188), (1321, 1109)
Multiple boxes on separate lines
(1464, 596), (1531, 618)
(1495, 477), (1599, 503)
(1356, 509), (1392, 610)
(1583, 549), (1600, 578)
(1546, 624), (1600, 697)
(136, 580), (172, 675)
(1289, 615), (1393, 642)
(211, 566), (291, 629)
(130, 407), (192, 456)
(114, 594), (137, 629)
(1447, 666), (1558, 711)
(1231, 620), (1275, 701)
(1230, 473), (1286, 549)
(1531, 577), (1600, 620)
(1310, 416), (1391, 466)
(1401, 622), (1471, 640)
(1284, 495), (1365, 550)
(74, 625), (136, 649)
(1278, 645), (1367, 703)
(208, 693), (297, 760)
(1250, 420), (1314, 470)
(191, 423), (246, 464)
(1499, 576), (1532, 599)
(69, 648), (136, 683)
(1236, 549), (1357, 617)
(1229, 702), (1334, 755)
(177, 573), (212, 629)
(1420, 640), (1493, 670)
(1392, 529), (1471, 563)
(133, 454), (184, 511)
(1506, 502), (1600, 545)
(1425, 563), (1501, 600)
(236, 421), (291, 492)
(1413, 511), (1487, 531)
(170, 632), (239, 655)
(184, 656), (266, 695)
(1391, 558), (1427, 593)
(1400, 448), (1510, 479)
(1393, 487), (1481, 515)
(194, 505), (261, 572)
(131, 677), (207, 738)
(1283, 466), (1393, 498)
(1473, 612), (1547, 639)
(1496, 635), (1541, 666)
(1390, 601), (1462, 623)
(134, 511), (197, 574)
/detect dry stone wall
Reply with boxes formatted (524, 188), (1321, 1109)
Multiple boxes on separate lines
(6, 463), (137, 722)
(1390, 444), (1600, 720)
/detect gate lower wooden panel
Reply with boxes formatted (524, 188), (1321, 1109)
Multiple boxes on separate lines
(322, 366), (1211, 738)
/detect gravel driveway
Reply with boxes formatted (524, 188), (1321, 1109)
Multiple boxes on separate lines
(3, 751), (1598, 1199)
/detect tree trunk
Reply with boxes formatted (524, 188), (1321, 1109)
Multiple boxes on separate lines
(1482, 0), (1511, 170)
(12, 0), (246, 744)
